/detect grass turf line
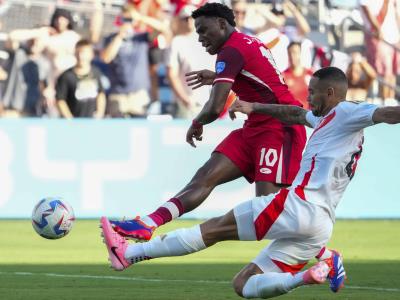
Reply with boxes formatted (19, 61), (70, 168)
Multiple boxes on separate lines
(0, 219), (399, 299)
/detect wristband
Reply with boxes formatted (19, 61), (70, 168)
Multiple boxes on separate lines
(192, 119), (203, 129)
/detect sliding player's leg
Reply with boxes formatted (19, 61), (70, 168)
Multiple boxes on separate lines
(233, 243), (331, 299)
(232, 189), (341, 298)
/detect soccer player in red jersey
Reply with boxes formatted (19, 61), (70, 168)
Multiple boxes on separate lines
(109, 3), (306, 241)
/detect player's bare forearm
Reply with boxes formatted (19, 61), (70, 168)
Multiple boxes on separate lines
(253, 103), (311, 127)
(372, 106), (400, 124)
(194, 82), (232, 125)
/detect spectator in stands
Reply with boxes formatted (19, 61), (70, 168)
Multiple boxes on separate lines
(257, 0), (312, 72)
(1, 31), (50, 117)
(166, 5), (214, 118)
(232, 0), (255, 35)
(45, 8), (81, 115)
(5, 8), (81, 116)
(100, 5), (166, 118)
(346, 51), (377, 101)
(56, 39), (106, 119)
(133, 0), (172, 106)
(359, 0), (400, 104)
(282, 41), (313, 109)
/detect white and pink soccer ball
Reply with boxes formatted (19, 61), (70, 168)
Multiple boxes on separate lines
(31, 197), (75, 239)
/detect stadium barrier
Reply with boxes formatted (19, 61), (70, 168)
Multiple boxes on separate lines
(0, 118), (399, 219)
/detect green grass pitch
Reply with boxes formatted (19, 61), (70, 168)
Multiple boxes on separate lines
(1, 219), (399, 299)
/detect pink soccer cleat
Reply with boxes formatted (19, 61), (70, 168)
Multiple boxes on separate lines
(100, 216), (131, 271)
(303, 261), (331, 285)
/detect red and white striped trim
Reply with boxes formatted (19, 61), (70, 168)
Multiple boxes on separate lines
(254, 188), (289, 240)
(213, 77), (235, 84)
(275, 146), (283, 184)
(310, 110), (336, 139)
(272, 259), (307, 274)
(294, 156), (316, 201)
(240, 69), (272, 91)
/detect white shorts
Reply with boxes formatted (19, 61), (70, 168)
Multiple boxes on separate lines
(234, 188), (333, 274)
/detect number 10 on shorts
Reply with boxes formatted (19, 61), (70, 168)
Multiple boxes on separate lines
(259, 147), (278, 174)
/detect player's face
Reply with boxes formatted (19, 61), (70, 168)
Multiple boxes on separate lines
(195, 16), (227, 55)
(307, 77), (328, 117)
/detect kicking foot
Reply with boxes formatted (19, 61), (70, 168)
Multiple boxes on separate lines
(100, 216), (131, 271)
(303, 261), (331, 285)
(325, 250), (346, 293)
(110, 217), (155, 241)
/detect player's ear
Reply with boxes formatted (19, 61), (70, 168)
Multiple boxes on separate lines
(217, 17), (227, 30)
(327, 87), (334, 97)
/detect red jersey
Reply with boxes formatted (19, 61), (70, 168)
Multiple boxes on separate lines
(213, 31), (302, 130)
(282, 68), (313, 109)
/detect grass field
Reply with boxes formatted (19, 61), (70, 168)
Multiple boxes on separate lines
(1, 219), (399, 300)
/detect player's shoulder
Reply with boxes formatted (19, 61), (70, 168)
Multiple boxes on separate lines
(338, 100), (370, 110)
(336, 100), (377, 118)
(225, 31), (261, 51)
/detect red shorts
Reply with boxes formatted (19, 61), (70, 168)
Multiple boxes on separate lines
(214, 125), (306, 184)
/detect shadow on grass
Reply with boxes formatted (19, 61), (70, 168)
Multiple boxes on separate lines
(1, 261), (399, 300)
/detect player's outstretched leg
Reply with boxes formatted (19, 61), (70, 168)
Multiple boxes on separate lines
(236, 261), (330, 299)
(101, 210), (239, 270)
(315, 247), (346, 292)
(110, 153), (242, 241)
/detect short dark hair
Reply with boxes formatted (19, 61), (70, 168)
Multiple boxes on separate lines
(192, 3), (236, 27)
(313, 67), (348, 96)
(50, 8), (74, 30)
(75, 39), (92, 49)
(313, 67), (348, 83)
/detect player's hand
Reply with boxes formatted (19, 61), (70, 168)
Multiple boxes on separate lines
(185, 70), (216, 90)
(186, 122), (203, 148)
(229, 99), (254, 119)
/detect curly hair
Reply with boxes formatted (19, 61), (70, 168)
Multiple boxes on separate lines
(192, 3), (236, 27)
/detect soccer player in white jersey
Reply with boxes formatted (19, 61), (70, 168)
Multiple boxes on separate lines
(100, 66), (400, 298)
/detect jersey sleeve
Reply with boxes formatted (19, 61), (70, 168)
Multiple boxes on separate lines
(213, 46), (245, 85)
(342, 102), (378, 131)
(306, 111), (321, 128)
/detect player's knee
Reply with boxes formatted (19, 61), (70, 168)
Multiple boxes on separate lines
(232, 271), (247, 298)
(200, 217), (221, 245)
(201, 214), (235, 246)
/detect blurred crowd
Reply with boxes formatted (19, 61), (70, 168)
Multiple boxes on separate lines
(0, 0), (399, 119)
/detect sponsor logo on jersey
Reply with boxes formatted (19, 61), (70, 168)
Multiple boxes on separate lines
(216, 61), (226, 74)
(260, 167), (272, 174)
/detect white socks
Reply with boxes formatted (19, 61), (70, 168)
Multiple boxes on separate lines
(124, 225), (206, 264)
(242, 272), (305, 299)
(140, 216), (157, 227)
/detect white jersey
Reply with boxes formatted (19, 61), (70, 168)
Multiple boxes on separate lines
(289, 101), (378, 221)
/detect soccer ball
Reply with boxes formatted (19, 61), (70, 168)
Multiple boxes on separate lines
(31, 197), (75, 239)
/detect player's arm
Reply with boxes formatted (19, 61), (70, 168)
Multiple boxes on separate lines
(186, 82), (232, 147)
(196, 82), (232, 124)
(230, 99), (312, 127)
(372, 106), (400, 124)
